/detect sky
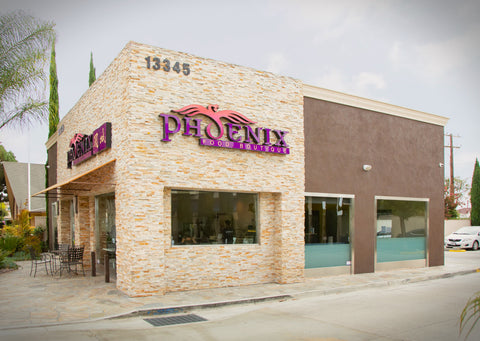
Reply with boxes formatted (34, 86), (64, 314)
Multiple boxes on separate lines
(1, 0), (479, 192)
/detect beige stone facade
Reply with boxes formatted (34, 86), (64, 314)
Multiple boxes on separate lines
(52, 42), (305, 296)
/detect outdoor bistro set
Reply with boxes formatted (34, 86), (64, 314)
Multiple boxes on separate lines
(28, 244), (85, 278)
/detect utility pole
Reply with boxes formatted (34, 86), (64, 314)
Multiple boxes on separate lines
(444, 133), (460, 199)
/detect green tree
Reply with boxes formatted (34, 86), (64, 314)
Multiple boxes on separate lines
(46, 41), (58, 247)
(0, 144), (16, 201)
(444, 196), (459, 219)
(471, 158), (480, 226)
(48, 40), (58, 138)
(89, 52), (96, 86)
(444, 177), (470, 219)
(0, 11), (55, 130)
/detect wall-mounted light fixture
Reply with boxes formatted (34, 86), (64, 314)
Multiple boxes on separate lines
(439, 162), (444, 168)
(363, 164), (372, 172)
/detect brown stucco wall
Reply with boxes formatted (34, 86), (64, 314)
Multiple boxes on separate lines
(304, 97), (445, 273)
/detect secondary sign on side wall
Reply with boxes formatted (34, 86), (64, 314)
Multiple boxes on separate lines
(67, 122), (112, 168)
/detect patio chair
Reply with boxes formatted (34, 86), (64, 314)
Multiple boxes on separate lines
(28, 246), (52, 277)
(51, 244), (70, 273)
(58, 243), (70, 252)
(58, 248), (71, 277)
(69, 246), (85, 276)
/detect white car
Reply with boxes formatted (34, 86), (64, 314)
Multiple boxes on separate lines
(445, 226), (480, 250)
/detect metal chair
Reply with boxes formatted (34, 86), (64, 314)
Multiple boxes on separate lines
(59, 246), (85, 277)
(67, 246), (85, 276)
(51, 243), (70, 273)
(58, 243), (70, 252)
(28, 246), (52, 277)
(58, 249), (71, 277)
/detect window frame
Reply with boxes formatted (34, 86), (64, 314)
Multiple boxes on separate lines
(304, 192), (355, 269)
(170, 189), (259, 247)
(374, 196), (429, 265)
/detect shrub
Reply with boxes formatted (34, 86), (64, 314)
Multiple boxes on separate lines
(1, 225), (16, 236)
(0, 250), (18, 269)
(0, 210), (43, 255)
(33, 225), (45, 237)
(24, 234), (41, 254)
(0, 249), (6, 265)
(11, 251), (29, 261)
(15, 210), (32, 238)
(0, 234), (21, 256)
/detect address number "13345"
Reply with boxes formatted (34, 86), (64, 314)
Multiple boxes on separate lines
(145, 56), (190, 76)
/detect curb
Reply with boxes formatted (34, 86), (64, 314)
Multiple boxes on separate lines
(1, 267), (478, 330)
(296, 268), (480, 299)
(110, 294), (294, 320)
(108, 267), (480, 320)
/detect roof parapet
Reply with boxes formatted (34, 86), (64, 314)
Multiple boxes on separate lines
(303, 83), (449, 127)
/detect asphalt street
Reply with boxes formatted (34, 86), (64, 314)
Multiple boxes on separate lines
(1, 266), (480, 340)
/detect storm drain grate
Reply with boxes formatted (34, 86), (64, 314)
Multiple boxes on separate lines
(144, 314), (207, 327)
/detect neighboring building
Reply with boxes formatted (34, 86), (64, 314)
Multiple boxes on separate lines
(3, 162), (46, 227)
(36, 42), (448, 297)
(458, 207), (471, 219)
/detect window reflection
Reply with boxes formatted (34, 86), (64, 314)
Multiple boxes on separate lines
(171, 190), (257, 245)
(305, 197), (351, 245)
(376, 200), (427, 239)
(376, 199), (427, 263)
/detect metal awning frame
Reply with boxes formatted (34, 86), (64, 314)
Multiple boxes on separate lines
(32, 159), (116, 198)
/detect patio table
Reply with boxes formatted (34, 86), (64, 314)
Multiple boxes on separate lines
(52, 248), (85, 277)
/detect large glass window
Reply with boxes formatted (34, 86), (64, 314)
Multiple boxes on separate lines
(95, 193), (116, 277)
(376, 198), (427, 263)
(305, 196), (352, 268)
(70, 200), (75, 245)
(171, 190), (257, 245)
(51, 202), (58, 248)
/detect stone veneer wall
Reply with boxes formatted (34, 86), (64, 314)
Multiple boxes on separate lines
(56, 41), (305, 296)
(55, 43), (129, 275)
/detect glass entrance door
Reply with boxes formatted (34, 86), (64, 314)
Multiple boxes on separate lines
(70, 200), (75, 245)
(305, 196), (352, 268)
(95, 193), (116, 278)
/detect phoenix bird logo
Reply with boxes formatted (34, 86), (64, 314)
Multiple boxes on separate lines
(70, 133), (84, 148)
(172, 104), (256, 139)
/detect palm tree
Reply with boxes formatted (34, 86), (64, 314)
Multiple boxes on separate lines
(460, 291), (480, 339)
(0, 11), (55, 130)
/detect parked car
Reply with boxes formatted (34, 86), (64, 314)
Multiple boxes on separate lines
(445, 226), (480, 250)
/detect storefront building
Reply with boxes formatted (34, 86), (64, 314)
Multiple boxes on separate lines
(303, 86), (447, 275)
(37, 41), (448, 297)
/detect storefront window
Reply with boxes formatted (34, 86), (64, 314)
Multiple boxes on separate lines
(171, 190), (257, 245)
(70, 200), (75, 245)
(376, 198), (427, 263)
(95, 193), (116, 277)
(51, 202), (58, 248)
(304, 196), (352, 268)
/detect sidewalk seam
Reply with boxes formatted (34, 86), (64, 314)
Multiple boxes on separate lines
(0, 267), (478, 331)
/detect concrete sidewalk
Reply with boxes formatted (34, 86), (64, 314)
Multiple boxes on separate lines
(0, 251), (479, 329)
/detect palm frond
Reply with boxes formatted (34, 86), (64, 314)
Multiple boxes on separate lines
(0, 10), (55, 131)
(460, 291), (480, 339)
(0, 99), (48, 130)
(0, 11), (55, 61)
